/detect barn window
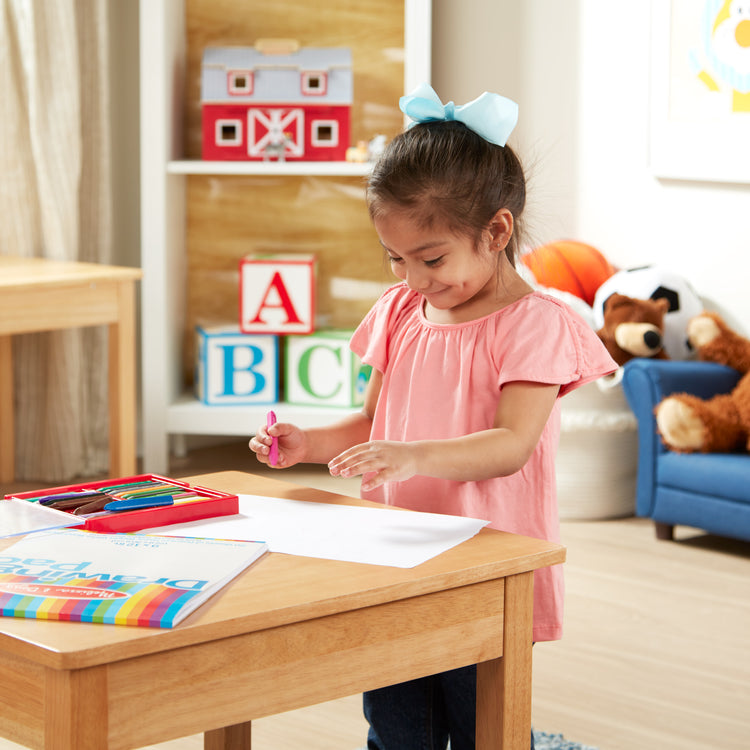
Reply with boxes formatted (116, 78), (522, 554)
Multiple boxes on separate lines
(301, 71), (327, 95)
(228, 70), (253, 95)
(216, 119), (242, 146)
(312, 120), (338, 147)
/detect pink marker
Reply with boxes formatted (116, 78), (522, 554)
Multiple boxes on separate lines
(267, 410), (279, 466)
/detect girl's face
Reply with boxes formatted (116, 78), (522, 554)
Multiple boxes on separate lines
(374, 209), (502, 321)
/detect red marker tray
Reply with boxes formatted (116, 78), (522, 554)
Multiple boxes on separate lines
(5, 474), (238, 533)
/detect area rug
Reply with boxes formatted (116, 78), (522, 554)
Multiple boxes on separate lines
(534, 730), (599, 750)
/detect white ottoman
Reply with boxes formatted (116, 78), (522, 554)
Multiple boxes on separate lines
(556, 374), (638, 520)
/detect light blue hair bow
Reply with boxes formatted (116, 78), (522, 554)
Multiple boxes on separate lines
(399, 82), (518, 147)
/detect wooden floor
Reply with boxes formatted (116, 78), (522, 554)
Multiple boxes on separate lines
(2, 440), (749, 750)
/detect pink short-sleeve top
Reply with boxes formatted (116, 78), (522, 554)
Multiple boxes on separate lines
(350, 283), (617, 641)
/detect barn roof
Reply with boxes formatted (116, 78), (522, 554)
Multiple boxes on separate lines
(201, 46), (353, 104)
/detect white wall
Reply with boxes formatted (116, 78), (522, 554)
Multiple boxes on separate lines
(433, 0), (750, 331)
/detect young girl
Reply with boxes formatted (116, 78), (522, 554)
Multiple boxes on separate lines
(250, 83), (617, 750)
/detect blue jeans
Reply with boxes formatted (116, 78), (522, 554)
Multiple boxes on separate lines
(363, 664), (535, 750)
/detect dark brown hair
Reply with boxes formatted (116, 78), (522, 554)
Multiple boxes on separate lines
(366, 120), (527, 266)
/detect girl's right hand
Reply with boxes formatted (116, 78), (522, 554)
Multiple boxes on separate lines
(248, 421), (308, 468)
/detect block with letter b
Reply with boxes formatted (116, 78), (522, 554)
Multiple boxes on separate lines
(285, 330), (372, 408)
(195, 324), (279, 405)
(239, 253), (316, 334)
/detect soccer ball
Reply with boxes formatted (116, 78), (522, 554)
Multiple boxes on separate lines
(592, 266), (703, 360)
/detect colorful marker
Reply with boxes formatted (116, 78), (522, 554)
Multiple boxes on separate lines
(267, 410), (279, 467)
(104, 496), (175, 512)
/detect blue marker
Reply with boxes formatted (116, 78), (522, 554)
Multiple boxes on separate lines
(104, 496), (175, 512)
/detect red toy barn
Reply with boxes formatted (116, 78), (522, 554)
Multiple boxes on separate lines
(201, 41), (352, 162)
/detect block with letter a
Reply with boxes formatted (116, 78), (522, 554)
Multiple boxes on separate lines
(239, 254), (316, 334)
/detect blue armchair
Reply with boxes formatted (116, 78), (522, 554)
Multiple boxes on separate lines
(621, 358), (750, 542)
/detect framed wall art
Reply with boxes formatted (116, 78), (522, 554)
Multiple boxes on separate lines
(649, 0), (750, 183)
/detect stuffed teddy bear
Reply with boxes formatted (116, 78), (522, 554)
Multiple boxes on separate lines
(596, 293), (670, 367)
(592, 265), (703, 360)
(655, 312), (750, 453)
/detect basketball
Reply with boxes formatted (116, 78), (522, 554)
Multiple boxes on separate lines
(522, 241), (616, 306)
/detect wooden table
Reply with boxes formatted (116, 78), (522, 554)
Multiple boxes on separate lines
(0, 256), (142, 483)
(0, 471), (566, 749)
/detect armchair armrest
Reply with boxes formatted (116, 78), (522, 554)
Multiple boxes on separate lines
(623, 359), (741, 404)
(621, 359), (740, 517)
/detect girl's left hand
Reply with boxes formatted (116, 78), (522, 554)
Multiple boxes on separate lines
(328, 441), (418, 491)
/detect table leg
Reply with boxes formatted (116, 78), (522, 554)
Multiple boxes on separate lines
(108, 282), (137, 477)
(0, 335), (14, 483)
(476, 571), (534, 750)
(44, 666), (108, 749)
(205, 721), (253, 749)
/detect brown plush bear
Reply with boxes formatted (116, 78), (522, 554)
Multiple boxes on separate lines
(656, 312), (750, 453)
(596, 293), (670, 367)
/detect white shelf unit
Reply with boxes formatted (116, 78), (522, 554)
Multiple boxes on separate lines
(139, 0), (432, 474)
(167, 160), (372, 177)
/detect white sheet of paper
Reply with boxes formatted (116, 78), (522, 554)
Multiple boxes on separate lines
(138, 494), (488, 568)
(0, 498), (81, 538)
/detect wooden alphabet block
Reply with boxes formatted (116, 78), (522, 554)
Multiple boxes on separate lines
(195, 324), (279, 405)
(239, 254), (316, 334)
(285, 330), (372, 407)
